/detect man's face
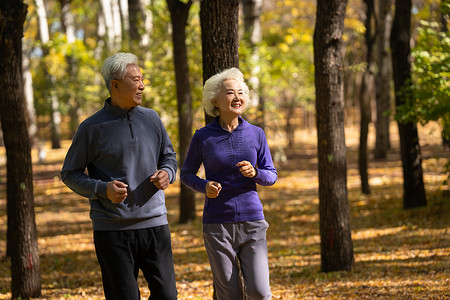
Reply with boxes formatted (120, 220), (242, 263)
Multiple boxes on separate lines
(111, 64), (145, 110)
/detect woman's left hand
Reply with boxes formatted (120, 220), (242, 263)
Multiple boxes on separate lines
(236, 161), (257, 178)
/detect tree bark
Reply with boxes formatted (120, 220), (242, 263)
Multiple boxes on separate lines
(22, 45), (39, 148)
(200, 0), (240, 124)
(439, 0), (450, 149)
(35, 0), (61, 149)
(167, 0), (196, 223)
(128, 0), (145, 53)
(314, 0), (354, 272)
(374, 0), (393, 158)
(100, 0), (122, 51)
(59, 0), (80, 139)
(0, 0), (42, 297)
(359, 0), (376, 195)
(390, 0), (427, 208)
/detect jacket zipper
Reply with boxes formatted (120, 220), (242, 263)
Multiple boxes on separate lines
(126, 111), (134, 139)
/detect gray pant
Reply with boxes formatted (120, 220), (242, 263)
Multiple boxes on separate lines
(203, 220), (272, 300)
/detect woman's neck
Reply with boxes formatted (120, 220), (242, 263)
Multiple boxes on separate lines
(219, 116), (239, 132)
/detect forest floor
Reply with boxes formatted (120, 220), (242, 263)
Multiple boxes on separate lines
(0, 122), (449, 299)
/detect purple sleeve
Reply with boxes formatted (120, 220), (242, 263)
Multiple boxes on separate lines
(253, 130), (277, 186)
(180, 133), (208, 194)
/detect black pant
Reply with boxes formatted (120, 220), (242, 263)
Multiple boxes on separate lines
(93, 225), (178, 300)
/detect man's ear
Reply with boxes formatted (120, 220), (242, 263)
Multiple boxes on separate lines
(112, 79), (119, 91)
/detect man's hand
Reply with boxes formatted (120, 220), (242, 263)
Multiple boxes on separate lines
(206, 181), (222, 198)
(106, 180), (128, 203)
(236, 161), (257, 178)
(150, 170), (170, 190)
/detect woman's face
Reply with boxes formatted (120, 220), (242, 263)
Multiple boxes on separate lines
(213, 79), (246, 118)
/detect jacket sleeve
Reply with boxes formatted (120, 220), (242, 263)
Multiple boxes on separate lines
(253, 129), (278, 186)
(157, 116), (177, 184)
(60, 123), (108, 200)
(180, 132), (208, 194)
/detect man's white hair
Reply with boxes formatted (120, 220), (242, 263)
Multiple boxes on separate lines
(101, 52), (138, 93)
(202, 68), (250, 117)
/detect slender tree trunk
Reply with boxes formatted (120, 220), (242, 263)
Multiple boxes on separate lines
(23, 45), (38, 147)
(374, 0), (393, 158)
(141, 0), (153, 58)
(359, 69), (371, 194)
(0, 0), (42, 297)
(0, 122), (3, 147)
(359, 0), (376, 194)
(200, 0), (240, 124)
(100, 0), (122, 51)
(59, 0), (80, 139)
(119, 0), (129, 40)
(128, 0), (145, 54)
(35, 0), (61, 149)
(167, 0), (196, 223)
(390, 0), (427, 208)
(284, 93), (295, 148)
(314, 0), (354, 272)
(50, 84), (61, 149)
(128, 0), (141, 41)
(439, 0), (450, 149)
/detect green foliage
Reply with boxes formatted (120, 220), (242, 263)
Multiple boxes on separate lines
(396, 20), (450, 140)
(241, 0), (316, 125)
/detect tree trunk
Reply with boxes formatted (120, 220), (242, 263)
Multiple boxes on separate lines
(359, 70), (371, 194)
(59, 0), (75, 43)
(100, 0), (122, 51)
(314, 0), (354, 272)
(359, 0), (376, 195)
(0, 0), (42, 297)
(390, 0), (427, 209)
(141, 0), (153, 57)
(241, 0), (264, 129)
(439, 0), (450, 149)
(200, 0), (240, 124)
(167, 0), (196, 223)
(59, 0), (80, 139)
(35, 0), (61, 149)
(200, 2), (241, 297)
(128, 0), (145, 53)
(374, 0), (393, 159)
(23, 45), (39, 148)
(284, 93), (295, 148)
(119, 0), (129, 39)
(50, 81), (62, 149)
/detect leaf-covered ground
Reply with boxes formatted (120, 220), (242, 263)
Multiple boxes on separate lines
(0, 123), (449, 299)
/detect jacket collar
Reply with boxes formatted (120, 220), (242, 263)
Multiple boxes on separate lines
(104, 98), (139, 117)
(209, 116), (249, 132)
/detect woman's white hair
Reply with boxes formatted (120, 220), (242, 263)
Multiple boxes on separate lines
(202, 67), (250, 117)
(101, 52), (138, 93)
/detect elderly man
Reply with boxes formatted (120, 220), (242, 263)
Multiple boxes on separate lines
(61, 52), (178, 300)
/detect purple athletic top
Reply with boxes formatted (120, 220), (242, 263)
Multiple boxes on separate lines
(180, 117), (277, 223)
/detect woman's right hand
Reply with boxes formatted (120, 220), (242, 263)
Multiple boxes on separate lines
(206, 181), (222, 198)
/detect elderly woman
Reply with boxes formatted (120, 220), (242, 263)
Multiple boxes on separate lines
(181, 68), (277, 299)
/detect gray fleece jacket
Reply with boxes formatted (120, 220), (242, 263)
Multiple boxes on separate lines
(61, 98), (177, 231)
